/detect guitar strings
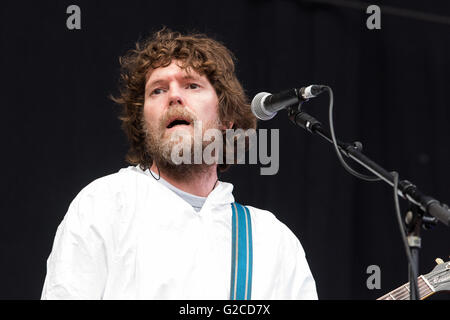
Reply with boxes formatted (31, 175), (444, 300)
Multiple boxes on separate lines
(388, 281), (431, 300)
(390, 284), (429, 300)
(381, 277), (431, 300)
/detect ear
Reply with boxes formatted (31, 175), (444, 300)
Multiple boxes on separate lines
(222, 121), (234, 130)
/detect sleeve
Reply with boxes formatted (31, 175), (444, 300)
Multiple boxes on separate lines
(41, 188), (109, 300)
(278, 225), (318, 300)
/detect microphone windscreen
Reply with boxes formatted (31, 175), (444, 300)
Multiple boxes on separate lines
(251, 92), (275, 121)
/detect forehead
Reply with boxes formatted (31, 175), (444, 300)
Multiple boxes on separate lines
(145, 60), (205, 84)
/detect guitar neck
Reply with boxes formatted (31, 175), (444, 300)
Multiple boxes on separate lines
(377, 275), (435, 300)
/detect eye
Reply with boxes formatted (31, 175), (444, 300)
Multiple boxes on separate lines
(151, 88), (165, 96)
(187, 83), (200, 90)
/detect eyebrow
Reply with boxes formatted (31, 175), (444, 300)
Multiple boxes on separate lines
(146, 79), (165, 89)
(182, 74), (202, 81)
(146, 74), (204, 91)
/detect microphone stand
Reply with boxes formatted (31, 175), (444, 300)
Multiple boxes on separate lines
(287, 106), (450, 300)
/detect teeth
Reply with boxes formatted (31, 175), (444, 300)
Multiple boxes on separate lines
(168, 119), (190, 128)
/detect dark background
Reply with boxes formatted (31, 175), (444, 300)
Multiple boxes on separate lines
(1, 0), (450, 300)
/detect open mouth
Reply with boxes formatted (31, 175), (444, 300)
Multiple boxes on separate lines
(166, 119), (191, 129)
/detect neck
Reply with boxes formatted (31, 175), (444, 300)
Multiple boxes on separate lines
(150, 162), (219, 197)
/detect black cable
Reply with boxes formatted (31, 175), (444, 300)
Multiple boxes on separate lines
(325, 86), (419, 298)
(150, 163), (161, 180)
(326, 86), (382, 182)
(301, 0), (450, 27)
(392, 171), (419, 299)
(211, 165), (221, 192)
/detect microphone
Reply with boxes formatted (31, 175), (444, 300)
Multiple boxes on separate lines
(251, 85), (327, 120)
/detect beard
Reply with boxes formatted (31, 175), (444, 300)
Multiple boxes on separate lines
(142, 106), (223, 179)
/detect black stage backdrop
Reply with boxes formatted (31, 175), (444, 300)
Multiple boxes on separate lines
(1, 0), (450, 300)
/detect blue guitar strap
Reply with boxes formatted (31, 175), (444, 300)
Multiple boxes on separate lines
(230, 202), (253, 300)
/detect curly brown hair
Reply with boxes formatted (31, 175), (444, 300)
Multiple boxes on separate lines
(111, 28), (257, 172)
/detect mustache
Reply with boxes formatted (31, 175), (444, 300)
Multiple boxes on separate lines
(159, 106), (197, 130)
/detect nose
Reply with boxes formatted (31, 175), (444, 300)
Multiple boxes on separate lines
(168, 84), (184, 107)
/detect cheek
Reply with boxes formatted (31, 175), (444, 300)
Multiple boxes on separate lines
(199, 93), (220, 120)
(143, 101), (160, 125)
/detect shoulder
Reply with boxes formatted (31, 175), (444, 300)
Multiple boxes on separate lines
(244, 205), (317, 299)
(244, 205), (298, 237)
(72, 165), (151, 204)
(65, 165), (152, 224)
(76, 165), (149, 196)
(244, 205), (306, 256)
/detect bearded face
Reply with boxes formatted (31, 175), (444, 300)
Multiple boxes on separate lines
(142, 105), (223, 167)
(142, 60), (228, 174)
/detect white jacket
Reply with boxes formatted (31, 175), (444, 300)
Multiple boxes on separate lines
(41, 165), (317, 300)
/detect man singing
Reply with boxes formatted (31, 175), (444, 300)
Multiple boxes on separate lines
(41, 28), (317, 300)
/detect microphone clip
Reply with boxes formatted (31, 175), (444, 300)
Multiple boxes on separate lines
(287, 106), (322, 133)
